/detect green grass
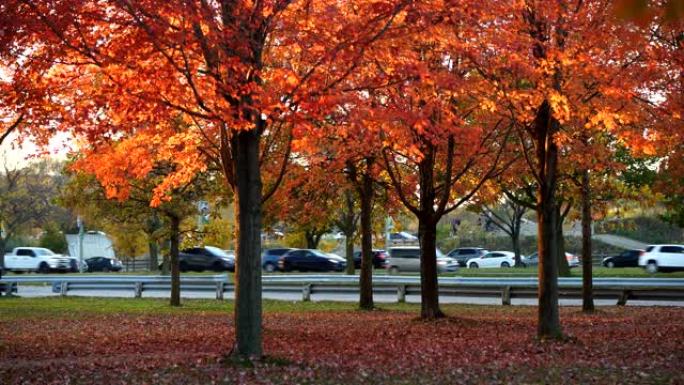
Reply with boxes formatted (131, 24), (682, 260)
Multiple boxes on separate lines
(0, 296), (435, 320)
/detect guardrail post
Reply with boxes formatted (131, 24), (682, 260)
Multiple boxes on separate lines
(617, 290), (630, 306)
(134, 282), (143, 298)
(502, 286), (511, 306)
(302, 284), (311, 302)
(397, 285), (406, 303)
(60, 281), (68, 297)
(216, 282), (225, 300)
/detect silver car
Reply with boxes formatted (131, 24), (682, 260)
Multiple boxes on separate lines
(386, 246), (459, 274)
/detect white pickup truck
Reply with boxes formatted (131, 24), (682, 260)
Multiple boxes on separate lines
(2, 247), (79, 273)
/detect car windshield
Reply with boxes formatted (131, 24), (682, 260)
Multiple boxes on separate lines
(310, 250), (329, 258)
(436, 249), (446, 258)
(205, 246), (232, 258)
(35, 249), (55, 256)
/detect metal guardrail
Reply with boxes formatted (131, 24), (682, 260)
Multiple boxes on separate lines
(1, 274), (683, 306)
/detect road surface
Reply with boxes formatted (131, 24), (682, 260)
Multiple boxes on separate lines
(10, 284), (684, 307)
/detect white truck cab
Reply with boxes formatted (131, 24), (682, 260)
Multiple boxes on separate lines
(3, 247), (77, 273)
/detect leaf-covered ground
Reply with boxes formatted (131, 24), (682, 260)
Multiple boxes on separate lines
(1, 298), (683, 384)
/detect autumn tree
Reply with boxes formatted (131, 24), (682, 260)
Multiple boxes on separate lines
(472, 0), (667, 337)
(0, 160), (69, 272)
(7, 0), (409, 357)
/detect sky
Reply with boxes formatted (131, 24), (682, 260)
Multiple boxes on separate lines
(0, 131), (72, 169)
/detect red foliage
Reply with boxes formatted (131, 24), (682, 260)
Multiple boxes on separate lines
(1, 306), (683, 384)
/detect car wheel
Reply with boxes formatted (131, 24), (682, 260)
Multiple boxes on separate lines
(646, 261), (658, 274)
(103, 266), (110, 272)
(389, 266), (399, 275)
(264, 263), (276, 273)
(501, 262), (510, 268)
(469, 263), (479, 269)
(37, 263), (50, 274)
(607, 261), (615, 269)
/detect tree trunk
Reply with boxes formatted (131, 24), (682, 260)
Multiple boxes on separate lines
(345, 235), (355, 275)
(169, 215), (181, 307)
(417, 148), (443, 319)
(343, 190), (357, 275)
(512, 228), (522, 267)
(358, 162), (374, 310)
(232, 128), (263, 359)
(581, 170), (594, 312)
(556, 208), (570, 277)
(161, 253), (170, 275)
(418, 217), (443, 319)
(305, 230), (322, 249)
(0, 236), (5, 279)
(148, 240), (159, 271)
(535, 100), (563, 340)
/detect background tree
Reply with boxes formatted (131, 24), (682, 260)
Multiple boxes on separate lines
(0, 160), (69, 271)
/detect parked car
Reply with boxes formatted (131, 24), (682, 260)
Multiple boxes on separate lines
(446, 247), (488, 267)
(638, 244), (684, 273)
(524, 252), (579, 268)
(278, 249), (346, 272)
(602, 249), (643, 268)
(385, 246), (459, 274)
(178, 246), (235, 272)
(467, 251), (516, 268)
(2, 247), (79, 273)
(353, 249), (389, 269)
(262, 248), (295, 272)
(85, 256), (123, 272)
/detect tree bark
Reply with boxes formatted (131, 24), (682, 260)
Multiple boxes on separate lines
(304, 230), (323, 249)
(418, 148), (443, 319)
(231, 128), (263, 359)
(169, 215), (181, 307)
(581, 170), (594, 312)
(342, 190), (357, 275)
(358, 160), (375, 310)
(418, 217), (443, 318)
(512, 227), (522, 267)
(0, 237), (5, 278)
(345, 235), (355, 275)
(556, 208), (571, 277)
(535, 100), (563, 340)
(148, 240), (159, 271)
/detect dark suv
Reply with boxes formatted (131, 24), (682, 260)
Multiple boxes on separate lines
(446, 247), (488, 267)
(262, 248), (294, 272)
(174, 246), (235, 272)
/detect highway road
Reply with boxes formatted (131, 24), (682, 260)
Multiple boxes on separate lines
(11, 284), (684, 307)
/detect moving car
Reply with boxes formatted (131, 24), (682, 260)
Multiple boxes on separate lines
(278, 249), (346, 272)
(385, 246), (459, 274)
(466, 251), (516, 268)
(262, 248), (294, 272)
(2, 247), (80, 273)
(524, 252), (579, 268)
(446, 247), (488, 267)
(178, 246), (235, 272)
(353, 249), (389, 269)
(638, 244), (684, 273)
(602, 249), (643, 268)
(389, 232), (418, 244)
(85, 256), (123, 272)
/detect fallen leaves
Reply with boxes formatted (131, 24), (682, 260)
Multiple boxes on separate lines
(1, 305), (683, 384)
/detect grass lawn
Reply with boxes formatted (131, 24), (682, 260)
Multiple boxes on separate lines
(1, 297), (683, 384)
